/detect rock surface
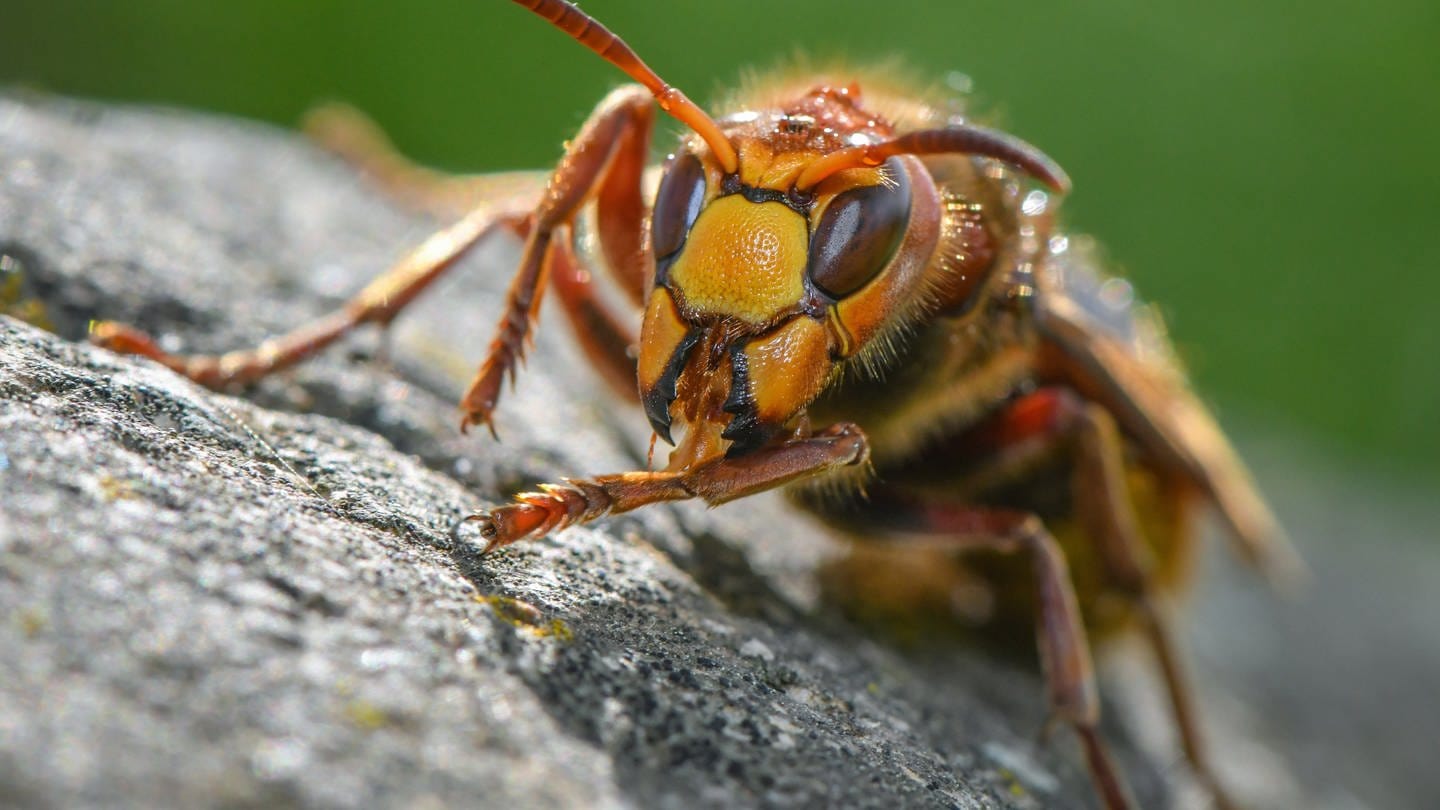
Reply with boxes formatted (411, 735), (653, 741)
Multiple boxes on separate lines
(1, 94), (1435, 810)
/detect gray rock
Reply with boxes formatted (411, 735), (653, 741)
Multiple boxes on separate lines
(1, 93), (1431, 810)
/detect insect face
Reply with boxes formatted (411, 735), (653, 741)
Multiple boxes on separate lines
(638, 121), (944, 461)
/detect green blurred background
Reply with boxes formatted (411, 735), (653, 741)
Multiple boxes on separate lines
(5, 0), (1439, 486)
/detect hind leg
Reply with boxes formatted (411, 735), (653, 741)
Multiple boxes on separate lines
(927, 386), (1239, 808)
(1067, 394), (1240, 810)
(836, 496), (1138, 810)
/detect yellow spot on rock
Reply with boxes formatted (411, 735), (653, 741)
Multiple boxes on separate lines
(476, 595), (573, 641)
(98, 475), (137, 502)
(343, 700), (390, 730)
(18, 608), (47, 638)
(998, 767), (1029, 797)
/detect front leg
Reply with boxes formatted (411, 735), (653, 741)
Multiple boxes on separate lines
(460, 423), (869, 552)
(458, 84), (653, 434)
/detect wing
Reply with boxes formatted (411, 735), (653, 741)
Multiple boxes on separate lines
(1035, 237), (1304, 586)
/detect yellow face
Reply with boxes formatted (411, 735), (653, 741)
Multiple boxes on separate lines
(666, 196), (808, 326)
(638, 140), (942, 460)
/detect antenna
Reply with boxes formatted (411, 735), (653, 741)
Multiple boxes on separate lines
(512, 0), (739, 173)
(795, 123), (1070, 193)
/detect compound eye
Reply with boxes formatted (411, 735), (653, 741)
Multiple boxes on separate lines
(806, 157), (911, 298)
(651, 154), (707, 261)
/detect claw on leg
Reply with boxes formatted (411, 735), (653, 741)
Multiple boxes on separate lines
(456, 479), (612, 553)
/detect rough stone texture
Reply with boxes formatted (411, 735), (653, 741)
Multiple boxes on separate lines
(1, 94), (1435, 810)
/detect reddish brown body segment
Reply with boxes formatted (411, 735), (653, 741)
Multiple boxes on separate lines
(90, 3), (1300, 808)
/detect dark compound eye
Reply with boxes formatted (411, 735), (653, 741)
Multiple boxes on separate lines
(806, 157), (911, 299)
(650, 154), (707, 262)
